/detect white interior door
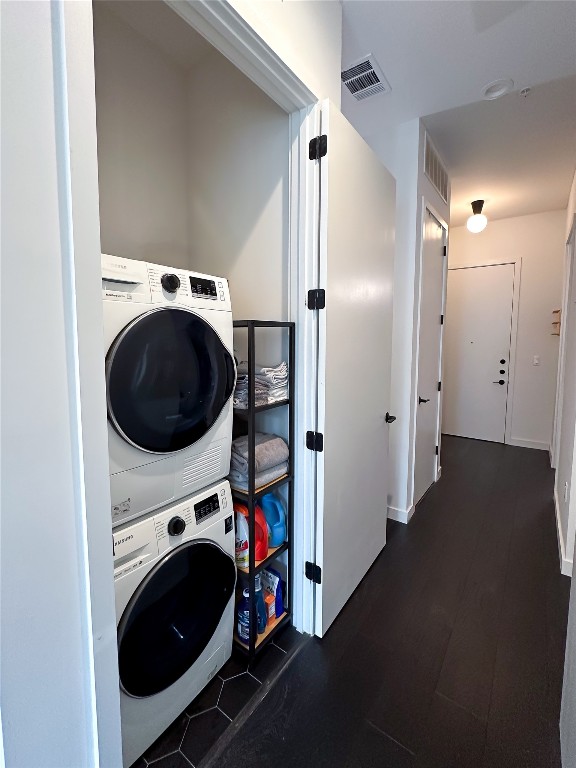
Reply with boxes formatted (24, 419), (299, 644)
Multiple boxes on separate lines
(414, 211), (446, 505)
(314, 101), (395, 636)
(443, 264), (515, 442)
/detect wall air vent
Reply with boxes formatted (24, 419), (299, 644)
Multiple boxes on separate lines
(424, 134), (449, 203)
(341, 55), (391, 101)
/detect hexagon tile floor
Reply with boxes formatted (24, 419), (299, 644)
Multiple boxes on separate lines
(129, 624), (306, 768)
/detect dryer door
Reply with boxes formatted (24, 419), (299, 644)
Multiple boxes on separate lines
(106, 307), (235, 453)
(118, 539), (236, 698)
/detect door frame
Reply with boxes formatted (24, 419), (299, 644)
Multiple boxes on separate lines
(552, 215), (576, 470)
(446, 257), (522, 447)
(412, 200), (448, 503)
(58, 0), (321, 762)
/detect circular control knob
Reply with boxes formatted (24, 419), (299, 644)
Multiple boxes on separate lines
(161, 273), (180, 293)
(167, 516), (186, 537)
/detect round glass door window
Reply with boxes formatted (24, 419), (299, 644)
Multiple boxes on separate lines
(106, 307), (235, 453)
(118, 540), (236, 698)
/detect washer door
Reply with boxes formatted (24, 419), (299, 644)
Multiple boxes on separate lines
(106, 307), (235, 453)
(118, 539), (236, 698)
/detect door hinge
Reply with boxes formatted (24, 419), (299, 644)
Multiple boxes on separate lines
(309, 134), (328, 160)
(308, 288), (326, 310)
(443, 245), (447, 256)
(440, 314), (444, 325)
(305, 561), (322, 584)
(435, 445), (439, 455)
(306, 431), (324, 452)
(438, 381), (442, 392)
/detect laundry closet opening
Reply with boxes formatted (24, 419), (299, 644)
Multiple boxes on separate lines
(92, 3), (297, 759)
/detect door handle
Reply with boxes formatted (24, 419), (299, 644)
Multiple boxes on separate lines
(418, 397), (430, 405)
(493, 380), (506, 385)
(385, 412), (396, 423)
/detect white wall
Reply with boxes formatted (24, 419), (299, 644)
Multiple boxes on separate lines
(1, 1), (122, 765)
(228, 0), (342, 107)
(93, 4), (191, 269)
(560, 166), (576, 768)
(186, 50), (289, 325)
(449, 210), (565, 450)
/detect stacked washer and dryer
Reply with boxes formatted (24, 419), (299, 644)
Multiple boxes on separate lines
(102, 254), (237, 767)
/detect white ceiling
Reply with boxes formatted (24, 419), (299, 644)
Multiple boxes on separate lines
(341, 1), (576, 224)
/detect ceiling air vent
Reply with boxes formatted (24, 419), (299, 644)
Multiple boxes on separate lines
(341, 55), (391, 101)
(424, 134), (449, 203)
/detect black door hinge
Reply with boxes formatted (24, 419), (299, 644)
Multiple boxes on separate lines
(435, 445), (439, 455)
(305, 561), (322, 584)
(438, 381), (442, 392)
(308, 288), (326, 310)
(440, 314), (444, 325)
(309, 135), (328, 160)
(306, 431), (324, 452)
(443, 245), (447, 256)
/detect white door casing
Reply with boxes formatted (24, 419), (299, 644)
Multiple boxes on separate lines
(443, 263), (515, 443)
(414, 210), (446, 505)
(314, 101), (395, 637)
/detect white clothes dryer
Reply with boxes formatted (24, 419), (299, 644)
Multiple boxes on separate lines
(102, 254), (236, 527)
(113, 479), (236, 767)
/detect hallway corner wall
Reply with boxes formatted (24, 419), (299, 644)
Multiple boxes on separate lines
(448, 210), (565, 453)
(365, 118), (450, 522)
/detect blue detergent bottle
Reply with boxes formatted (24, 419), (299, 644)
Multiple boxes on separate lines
(237, 588), (251, 645)
(254, 574), (268, 634)
(260, 493), (286, 547)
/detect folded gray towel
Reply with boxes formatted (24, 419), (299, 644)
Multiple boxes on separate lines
(228, 461), (288, 492)
(231, 432), (289, 475)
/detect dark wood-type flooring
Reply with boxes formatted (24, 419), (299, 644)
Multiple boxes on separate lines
(207, 436), (571, 768)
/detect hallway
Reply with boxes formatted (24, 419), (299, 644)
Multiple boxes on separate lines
(210, 436), (570, 767)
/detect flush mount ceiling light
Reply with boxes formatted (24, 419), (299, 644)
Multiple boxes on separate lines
(482, 78), (514, 100)
(466, 200), (488, 233)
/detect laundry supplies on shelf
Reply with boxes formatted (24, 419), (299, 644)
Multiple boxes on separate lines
(233, 361), (289, 409)
(232, 319), (294, 658)
(234, 502), (269, 563)
(260, 493), (287, 547)
(228, 432), (289, 492)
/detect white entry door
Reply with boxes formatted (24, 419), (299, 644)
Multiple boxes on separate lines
(414, 211), (446, 505)
(443, 264), (515, 442)
(313, 102), (395, 636)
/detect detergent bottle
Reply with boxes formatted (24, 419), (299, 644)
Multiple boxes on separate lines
(260, 493), (286, 547)
(237, 588), (251, 644)
(254, 574), (268, 634)
(235, 510), (249, 569)
(233, 502), (269, 562)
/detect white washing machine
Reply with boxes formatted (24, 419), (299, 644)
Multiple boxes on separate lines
(102, 254), (236, 527)
(113, 479), (236, 767)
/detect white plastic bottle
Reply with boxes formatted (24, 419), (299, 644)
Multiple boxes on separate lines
(235, 511), (249, 569)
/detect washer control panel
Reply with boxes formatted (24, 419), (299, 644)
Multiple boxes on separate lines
(113, 480), (233, 573)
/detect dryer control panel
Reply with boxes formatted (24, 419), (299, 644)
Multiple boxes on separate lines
(101, 254), (232, 312)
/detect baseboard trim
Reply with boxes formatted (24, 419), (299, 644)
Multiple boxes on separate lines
(508, 437), (550, 451)
(554, 486), (573, 577)
(387, 504), (415, 525)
